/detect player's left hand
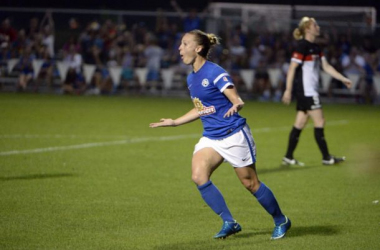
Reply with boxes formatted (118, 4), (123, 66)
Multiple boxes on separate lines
(149, 118), (175, 128)
(224, 103), (243, 118)
(342, 77), (352, 89)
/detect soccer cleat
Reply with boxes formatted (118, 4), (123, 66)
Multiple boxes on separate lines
(282, 157), (305, 166)
(271, 216), (291, 240)
(322, 156), (346, 165)
(213, 220), (242, 239)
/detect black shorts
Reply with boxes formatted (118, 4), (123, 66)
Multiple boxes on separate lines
(296, 96), (322, 112)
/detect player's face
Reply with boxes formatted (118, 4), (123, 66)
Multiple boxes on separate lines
(307, 20), (320, 37)
(179, 33), (200, 65)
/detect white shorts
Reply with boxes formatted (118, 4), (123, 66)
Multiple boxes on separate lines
(193, 124), (256, 168)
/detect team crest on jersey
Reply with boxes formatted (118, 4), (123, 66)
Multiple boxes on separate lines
(192, 97), (216, 116)
(201, 79), (209, 87)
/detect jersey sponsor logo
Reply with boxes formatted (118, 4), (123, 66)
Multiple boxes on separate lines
(192, 97), (216, 116)
(202, 79), (209, 87)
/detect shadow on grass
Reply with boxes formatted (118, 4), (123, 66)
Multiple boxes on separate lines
(0, 173), (76, 181)
(288, 225), (340, 237)
(258, 164), (320, 175)
(154, 225), (339, 249)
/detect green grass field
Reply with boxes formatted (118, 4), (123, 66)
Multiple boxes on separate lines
(1, 92), (380, 250)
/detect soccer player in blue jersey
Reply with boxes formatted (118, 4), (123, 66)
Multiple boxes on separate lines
(150, 29), (291, 240)
(282, 17), (352, 166)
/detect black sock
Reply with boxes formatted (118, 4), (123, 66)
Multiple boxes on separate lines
(314, 127), (330, 160)
(285, 127), (302, 159)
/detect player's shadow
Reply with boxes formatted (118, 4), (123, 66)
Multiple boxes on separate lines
(286, 225), (340, 237)
(258, 164), (319, 175)
(154, 225), (340, 250)
(0, 173), (76, 181)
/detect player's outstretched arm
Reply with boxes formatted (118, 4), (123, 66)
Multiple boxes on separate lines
(150, 108), (199, 128)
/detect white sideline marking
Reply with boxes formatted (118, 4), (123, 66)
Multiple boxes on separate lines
(0, 120), (349, 156)
(0, 134), (199, 156)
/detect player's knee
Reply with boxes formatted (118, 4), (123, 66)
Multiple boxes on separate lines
(191, 172), (208, 186)
(314, 118), (325, 127)
(241, 178), (260, 193)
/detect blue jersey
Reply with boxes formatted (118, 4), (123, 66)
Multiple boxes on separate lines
(187, 61), (246, 139)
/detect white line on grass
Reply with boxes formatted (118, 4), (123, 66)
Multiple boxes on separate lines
(0, 134), (200, 156)
(0, 120), (349, 156)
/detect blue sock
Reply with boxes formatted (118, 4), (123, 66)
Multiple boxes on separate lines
(253, 182), (286, 225)
(197, 181), (234, 222)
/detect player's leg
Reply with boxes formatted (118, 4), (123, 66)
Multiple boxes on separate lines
(283, 111), (308, 165)
(235, 165), (291, 239)
(192, 147), (238, 238)
(308, 109), (345, 164)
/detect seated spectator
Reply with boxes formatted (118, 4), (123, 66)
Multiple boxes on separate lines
(36, 44), (54, 88)
(62, 44), (85, 94)
(144, 34), (163, 91)
(0, 18), (17, 44)
(121, 46), (135, 90)
(253, 60), (271, 101)
(16, 46), (36, 91)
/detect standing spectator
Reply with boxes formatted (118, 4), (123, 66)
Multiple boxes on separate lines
(40, 11), (55, 58)
(170, 0), (209, 32)
(144, 34), (164, 91)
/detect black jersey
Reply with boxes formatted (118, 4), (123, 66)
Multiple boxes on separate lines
(291, 39), (325, 97)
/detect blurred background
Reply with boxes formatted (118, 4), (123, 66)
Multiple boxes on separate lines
(1, 0), (380, 104)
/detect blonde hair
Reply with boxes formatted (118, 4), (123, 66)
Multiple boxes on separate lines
(187, 29), (220, 59)
(293, 17), (316, 40)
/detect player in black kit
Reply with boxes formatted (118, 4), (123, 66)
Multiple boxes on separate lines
(282, 17), (352, 166)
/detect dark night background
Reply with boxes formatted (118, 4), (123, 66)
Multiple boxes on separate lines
(1, 0), (380, 12)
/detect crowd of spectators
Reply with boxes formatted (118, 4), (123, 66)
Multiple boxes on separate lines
(1, 3), (380, 103)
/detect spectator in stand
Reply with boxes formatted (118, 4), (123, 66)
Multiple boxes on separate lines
(63, 35), (81, 55)
(155, 8), (171, 51)
(121, 45), (135, 90)
(25, 17), (39, 42)
(62, 44), (85, 94)
(227, 33), (247, 92)
(36, 44), (54, 88)
(39, 10), (55, 58)
(248, 37), (266, 69)
(253, 60), (271, 101)
(16, 46), (36, 91)
(100, 39), (123, 94)
(170, 0), (209, 32)
(12, 29), (32, 57)
(271, 53), (289, 102)
(0, 42), (12, 77)
(0, 18), (18, 45)
(80, 21), (109, 95)
(341, 46), (365, 76)
(144, 34), (164, 91)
